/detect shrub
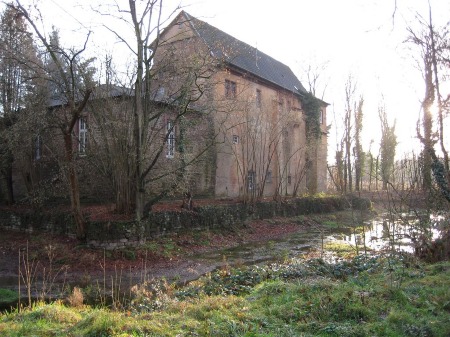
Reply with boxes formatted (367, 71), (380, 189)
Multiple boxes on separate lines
(67, 287), (84, 308)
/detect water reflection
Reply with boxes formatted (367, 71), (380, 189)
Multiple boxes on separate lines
(327, 212), (447, 253)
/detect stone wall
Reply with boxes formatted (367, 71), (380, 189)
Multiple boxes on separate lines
(0, 196), (371, 249)
(0, 208), (75, 235)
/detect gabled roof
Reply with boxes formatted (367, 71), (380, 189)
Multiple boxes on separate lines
(180, 11), (307, 95)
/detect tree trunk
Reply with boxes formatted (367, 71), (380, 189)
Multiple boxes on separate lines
(355, 165), (361, 192)
(422, 120), (433, 191)
(130, 0), (145, 222)
(375, 156), (379, 190)
(346, 149), (352, 192)
(63, 133), (85, 240)
(428, 9), (450, 188)
(336, 150), (343, 193)
(1, 153), (15, 204)
(5, 164), (14, 204)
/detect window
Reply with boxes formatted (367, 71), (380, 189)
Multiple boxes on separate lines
(157, 86), (165, 99)
(287, 175), (292, 185)
(78, 117), (87, 155)
(319, 108), (324, 124)
(225, 79), (236, 98)
(256, 89), (261, 108)
(34, 135), (42, 160)
(278, 100), (283, 113)
(232, 135), (239, 144)
(247, 170), (256, 191)
(265, 170), (272, 183)
(166, 120), (175, 158)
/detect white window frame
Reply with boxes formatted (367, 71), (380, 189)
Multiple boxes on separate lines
(157, 86), (165, 98)
(247, 170), (256, 191)
(166, 120), (175, 159)
(78, 117), (87, 155)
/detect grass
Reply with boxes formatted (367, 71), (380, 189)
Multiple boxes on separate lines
(323, 220), (342, 228)
(141, 238), (181, 258)
(323, 242), (358, 258)
(0, 289), (18, 303)
(1, 256), (449, 336)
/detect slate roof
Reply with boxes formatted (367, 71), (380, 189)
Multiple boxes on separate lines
(182, 11), (307, 95)
(48, 84), (133, 107)
(91, 84), (133, 99)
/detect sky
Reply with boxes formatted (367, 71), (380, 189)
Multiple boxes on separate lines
(11, 0), (450, 161)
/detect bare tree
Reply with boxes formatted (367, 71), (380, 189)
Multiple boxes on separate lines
(95, 1), (221, 220)
(13, 2), (94, 240)
(354, 96), (364, 191)
(87, 80), (136, 213)
(343, 76), (356, 193)
(300, 60), (329, 101)
(407, 5), (450, 198)
(378, 104), (397, 190)
(227, 92), (308, 202)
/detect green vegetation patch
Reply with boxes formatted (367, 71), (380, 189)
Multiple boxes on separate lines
(0, 288), (18, 303)
(323, 220), (342, 228)
(324, 242), (358, 258)
(1, 257), (449, 336)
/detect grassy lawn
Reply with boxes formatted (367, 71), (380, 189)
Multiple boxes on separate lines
(1, 255), (449, 337)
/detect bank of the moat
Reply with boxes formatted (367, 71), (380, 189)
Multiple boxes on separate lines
(0, 195), (371, 249)
(0, 199), (378, 306)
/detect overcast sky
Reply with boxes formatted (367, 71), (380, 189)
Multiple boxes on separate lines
(13, 0), (450, 159)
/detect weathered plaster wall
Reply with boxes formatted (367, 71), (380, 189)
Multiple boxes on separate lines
(212, 69), (310, 198)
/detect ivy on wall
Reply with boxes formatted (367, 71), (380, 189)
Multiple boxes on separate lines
(301, 92), (322, 140)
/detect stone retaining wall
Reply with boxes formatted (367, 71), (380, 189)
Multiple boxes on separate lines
(0, 196), (370, 249)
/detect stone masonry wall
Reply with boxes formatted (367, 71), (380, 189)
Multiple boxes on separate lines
(0, 196), (371, 249)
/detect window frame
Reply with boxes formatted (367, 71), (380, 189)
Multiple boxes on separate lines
(166, 120), (175, 159)
(247, 170), (256, 191)
(78, 117), (87, 155)
(225, 79), (237, 99)
(34, 135), (42, 161)
(278, 100), (284, 113)
(265, 170), (272, 184)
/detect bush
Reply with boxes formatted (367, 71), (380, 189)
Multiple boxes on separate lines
(67, 287), (84, 308)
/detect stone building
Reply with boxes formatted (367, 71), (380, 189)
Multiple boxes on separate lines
(7, 11), (327, 205)
(152, 11), (328, 199)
